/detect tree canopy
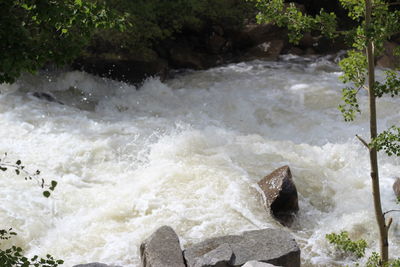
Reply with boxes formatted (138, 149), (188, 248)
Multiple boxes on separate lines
(0, 0), (123, 84)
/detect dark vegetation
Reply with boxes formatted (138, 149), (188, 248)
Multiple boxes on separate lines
(0, 0), (364, 85)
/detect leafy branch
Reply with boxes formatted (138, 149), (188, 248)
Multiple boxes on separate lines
(0, 228), (64, 267)
(371, 126), (400, 157)
(0, 153), (57, 198)
(1, 156), (63, 266)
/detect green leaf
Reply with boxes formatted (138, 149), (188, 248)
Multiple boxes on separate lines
(43, 191), (51, 198)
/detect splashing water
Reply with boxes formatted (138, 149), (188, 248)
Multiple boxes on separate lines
(1, 55), (399, 266)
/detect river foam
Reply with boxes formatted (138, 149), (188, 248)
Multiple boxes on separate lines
(1, 55), (400, 266)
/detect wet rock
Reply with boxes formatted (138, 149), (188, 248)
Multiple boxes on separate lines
(30, 92), (64, 105)
(257, 166), (299, 226)
(393, 177), (400, 199)
(241, 40), (285, 61)
(72, 55), (169, 85)
(140, 225), (186, 267)
(184, 228), (300, 267)
(243, 261), (281, 267)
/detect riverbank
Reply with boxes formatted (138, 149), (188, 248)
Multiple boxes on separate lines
(71, 19), (399, 85)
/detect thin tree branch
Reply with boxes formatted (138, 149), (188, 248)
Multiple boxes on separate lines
(383, 209), (400, 216)
(356, 134), (370, 149)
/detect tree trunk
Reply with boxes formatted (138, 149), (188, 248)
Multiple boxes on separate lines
(365, 0), (389, 263)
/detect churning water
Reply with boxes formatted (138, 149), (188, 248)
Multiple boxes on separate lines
(1, 55), (400, 266)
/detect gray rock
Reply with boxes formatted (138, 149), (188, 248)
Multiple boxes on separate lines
(190, 243), (234, 267)
(242, 261), (281, 267)
(393, 177), (400, 199)
(140, 225), (186, 267)
(31, 92), (64, 105)
(184, 228), (300, 267)
(257, 166), (299, 226)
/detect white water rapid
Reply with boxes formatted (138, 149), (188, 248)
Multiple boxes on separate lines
(1, 55), (400, 266)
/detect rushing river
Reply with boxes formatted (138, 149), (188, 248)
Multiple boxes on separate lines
(1, 55), (400, 266)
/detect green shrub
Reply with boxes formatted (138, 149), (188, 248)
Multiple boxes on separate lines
(326, 231), (367, 258)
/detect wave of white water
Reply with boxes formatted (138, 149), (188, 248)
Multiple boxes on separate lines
(1, 55), (400, 266)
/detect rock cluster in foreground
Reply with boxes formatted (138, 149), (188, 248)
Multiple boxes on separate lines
(140, 226), (300, 267)
(74, 165), (301, 267)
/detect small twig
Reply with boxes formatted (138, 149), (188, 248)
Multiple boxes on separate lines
(383, 209), (400, 216)
(356, 134), (369, 149)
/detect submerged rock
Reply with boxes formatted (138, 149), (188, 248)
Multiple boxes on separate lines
(184, 228), (300, 267)
(257, 166), (299, 226)
(30, 92), (64, 105)
(140, 225), (186, 267)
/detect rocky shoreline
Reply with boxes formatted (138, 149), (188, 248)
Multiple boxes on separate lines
(71, 22), (343, 85)
(71, 19), (400, 85)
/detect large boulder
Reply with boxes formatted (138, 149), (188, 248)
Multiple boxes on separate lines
(257, 166), (299, 226)
(140, 225), (186, 267)
(184, 228), (300, 267)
